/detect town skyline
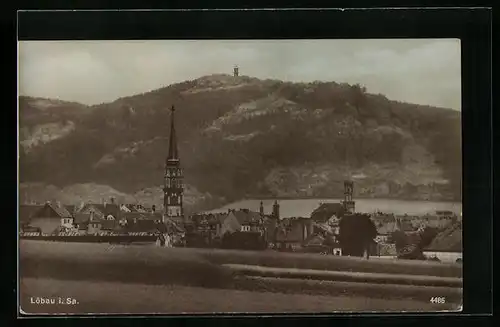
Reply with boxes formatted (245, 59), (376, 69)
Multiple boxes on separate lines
(18, 39), (461, 110)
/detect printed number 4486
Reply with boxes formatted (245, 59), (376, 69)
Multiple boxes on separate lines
(430, 297), (446, 304)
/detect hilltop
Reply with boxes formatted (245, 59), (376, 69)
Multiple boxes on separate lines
(19, 74), (461, 210)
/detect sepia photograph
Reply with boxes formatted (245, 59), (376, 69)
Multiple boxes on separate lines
(18, 39), (462, 314)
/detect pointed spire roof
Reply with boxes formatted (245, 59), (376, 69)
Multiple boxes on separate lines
(167, 105), (179, 161)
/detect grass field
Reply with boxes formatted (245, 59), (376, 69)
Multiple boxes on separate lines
(20, 278), (460, 314)
(20, 241), (462, 278)
(19, 240), (462, 314)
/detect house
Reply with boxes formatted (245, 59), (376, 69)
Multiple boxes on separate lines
(310, 203), (345, 223)
(216, 209), (266, 236)
(394, 216), (415, 232)
(262, 215), (278, 244)
(423, 223), (462, 263)
(376, 220), (397, 243)
(120, 203), (149, 213)
(185, 212), (229, 247)
(73, 213), (91, 231)
(65, 205), (76, 216)
(435, 210), (457, 219)
(120, 212), (164, 233)
(422, 250), (462, 263)
(231, 209), (263, 233)
(304, 233), (325, 247)
(372, 212), (397, 223)
(275, 217), (311, 251)
(87, 211), (103, 234)
(121, 212), (162, 224)
(218, 211), (241, 236)
(27, 202), (74, 235)
(375, 234), (390, 243)
(201, 209), (266, 250)
(120, 204), (132, 213)
(422, 213), (454, 229)
(75, 200), (121, 221)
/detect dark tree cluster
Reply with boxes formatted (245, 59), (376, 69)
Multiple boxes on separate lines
(338, 214), (377, 257)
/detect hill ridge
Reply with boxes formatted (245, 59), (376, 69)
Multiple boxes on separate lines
(19, 75), (461, 209)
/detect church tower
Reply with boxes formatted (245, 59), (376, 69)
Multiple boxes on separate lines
(163, 105), (184, 223)
(272, 200), (280, 221)
(342, 180), (355, 214)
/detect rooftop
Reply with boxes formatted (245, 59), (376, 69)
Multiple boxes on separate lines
(310, 203), (345, 222)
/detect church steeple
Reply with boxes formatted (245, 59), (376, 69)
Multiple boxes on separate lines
(163, 105), (184, 223)
(167, 105), (179, 161)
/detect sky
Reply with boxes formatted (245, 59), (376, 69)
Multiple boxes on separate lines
(18, 39), (461, 110)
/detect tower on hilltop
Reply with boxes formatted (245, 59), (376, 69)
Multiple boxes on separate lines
(163, 105), (184, 223)
(233, 65), (239, 77)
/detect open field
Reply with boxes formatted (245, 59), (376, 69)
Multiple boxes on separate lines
(20, 241), (462, 278)
(20, 278), (460, 314)
(19, 240), (462, 314)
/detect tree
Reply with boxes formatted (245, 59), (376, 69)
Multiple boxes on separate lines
(338, 214), (377, 257)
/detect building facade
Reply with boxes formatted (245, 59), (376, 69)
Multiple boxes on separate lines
(27, 202), (74, 235)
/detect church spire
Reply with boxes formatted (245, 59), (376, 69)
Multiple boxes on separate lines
(167, 105), (178, 161)
(163, 105), (184, 223)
